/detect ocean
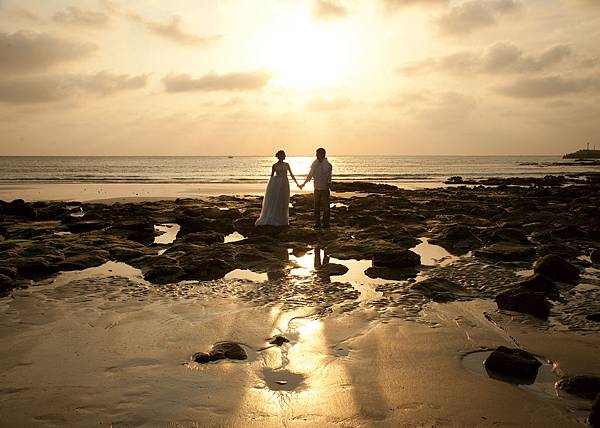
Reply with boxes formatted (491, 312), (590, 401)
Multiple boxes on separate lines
(0, 155), (595, 185)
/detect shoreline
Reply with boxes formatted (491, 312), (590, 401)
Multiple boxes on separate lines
(1, 178), (599, 426)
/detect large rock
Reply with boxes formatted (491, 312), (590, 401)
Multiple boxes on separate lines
(316, 263), (348, 277)
(364, 266), (417, 281)
(533, 254), (579, 283)
(495, 289), (551, 319)
(475, 242), (535, 261)
(430, 224), (482, 253)
(57, 252), (109, 271)
(555, 375), (600, 400)
(484, 228), (530, 245)
(484, 346), (542, 383)
(181, 231), (224, 244)
(517, 274), (559, 300)
(109, 246), (148, 262)
(411, 277), (468, 302)
(16, 257), (60, 278)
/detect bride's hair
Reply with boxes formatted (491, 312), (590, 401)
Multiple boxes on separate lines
(275, 150), (285, 158)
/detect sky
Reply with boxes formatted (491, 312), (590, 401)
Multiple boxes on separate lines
(0, 0), (599, 155)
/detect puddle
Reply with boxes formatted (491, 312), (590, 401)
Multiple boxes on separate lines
(261, 368), (306, 391)
(410, 238), (458, 267)
(53, 231), (72, 236)
(52, 261), (149, 287)
(460, 349), (592, 414)
(516, 269), (534, 278)
(331, 202), (348, 208)
(154, 223), (180, 245)
(224, 231), (245, 243)
(224, 269), (268, 282)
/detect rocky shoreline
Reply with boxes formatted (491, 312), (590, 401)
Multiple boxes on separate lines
(1, 175), (600, 425)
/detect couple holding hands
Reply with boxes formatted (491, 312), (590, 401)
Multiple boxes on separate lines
(255, 148), (332, 229)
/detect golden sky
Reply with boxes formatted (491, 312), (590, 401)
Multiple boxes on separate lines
(1, 0), (599, 155)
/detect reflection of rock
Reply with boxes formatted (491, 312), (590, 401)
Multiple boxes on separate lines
(484, 346), (542, 384)
(555, 375), (600, 400)
(533, 254), (580, 283)
(411, 277), (467, 302)
(372, 250), (420, 268)
(495, 289), (551, 319)
(475, 242), (535, 262)
(192, 342), (247, 363)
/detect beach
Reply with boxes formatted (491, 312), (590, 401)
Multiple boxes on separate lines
(1, 176), (600, 427)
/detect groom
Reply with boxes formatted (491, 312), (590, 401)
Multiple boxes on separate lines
(300, 148), (332, 228)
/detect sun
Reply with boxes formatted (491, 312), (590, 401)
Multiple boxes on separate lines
(254, 8), (354, 88)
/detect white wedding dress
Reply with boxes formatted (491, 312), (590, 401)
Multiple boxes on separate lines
(255, 162), (290, 226)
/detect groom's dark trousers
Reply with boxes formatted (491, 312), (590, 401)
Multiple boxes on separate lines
(314, 189), (330, 227)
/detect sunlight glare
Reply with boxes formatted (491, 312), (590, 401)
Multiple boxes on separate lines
(255, 8), (354, 88)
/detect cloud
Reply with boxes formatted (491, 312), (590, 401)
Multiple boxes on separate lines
(495, 74), (599, 98)
(312, 0), (348, 20)
(1, 6), (42, 22)
(0, 31), (97, 75)
(435, 0), (521, 36)
(130, 14), (221, 47)
(0, 72), (148, 104)
(384, 90), (476, 124)
(306, 96), (352, 111)
(397, 41), (571, 75)
(163, 71), (274, 92)
(379, 0), (448, 10)
(53, 6), (110, 28)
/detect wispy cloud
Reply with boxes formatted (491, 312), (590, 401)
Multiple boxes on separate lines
(0, 31), (97, 75)
(397, 42), (571, 75)
(435, 0), (522, 36)
(129, 14), (222, 47)
(495, 74), (600, 98)
(379, 0), (448, 11)
(163, 71), (274, 92)
(383, 90), (476, 125)
(0, 72), (148, 104)
(53, 6), (110, 28)
(312, 0), (348, 20)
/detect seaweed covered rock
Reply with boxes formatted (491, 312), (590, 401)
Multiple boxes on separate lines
(192, 342), (247, 363)
(411, 277), (468, 302)
(533, 254), (579, 283)
(555, 375), (600, 400)
(495, 289), (551, 319)
(484, 346), (542, 383)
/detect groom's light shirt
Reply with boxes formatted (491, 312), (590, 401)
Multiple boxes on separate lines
(307, 158), (332, 190)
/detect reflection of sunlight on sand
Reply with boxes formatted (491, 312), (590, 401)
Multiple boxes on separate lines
(289, 249), (314, 277)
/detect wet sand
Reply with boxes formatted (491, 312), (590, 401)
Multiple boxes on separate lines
(1, 178), (599, 426)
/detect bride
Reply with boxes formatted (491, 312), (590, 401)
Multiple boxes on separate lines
(255, 150), (300, 226)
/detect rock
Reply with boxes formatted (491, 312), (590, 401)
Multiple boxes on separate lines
(555, 376), (600, 400)
(484, 228), (530, 245)
(475, 242), (535, 262)
(533, 254), (579, 283)
(330, 181), (397, 193)
(430, 224), (481, 253)
(364, 266), (417, 281)
(536, 243), (580, 260)
(495, 289), (551, 319)
(108, 220), (155, 244)
(192, 342), (248, 364)
(518, 274), (559, 300)
(269, 335), (290, 346)
(109, 246), (147, 262)
(484, 346), (542, 383)
(590, 394), (600, 427)
(592, 249), (600, 264)
(181, 231), (224, 244)
(16, 257), (60, 278)
(587, 314), (600, 322)
(372, 250), (420, 268)
(145, 264), (185, 284)
(0, 273), (13, 293)
(411, 277), (467, 302)
(67, 220), (109, 233)
(4, 200), (36, 220)
(179, 256), (233, 281)
(57, 252), (108, 271)
(316, 263), (348, 277)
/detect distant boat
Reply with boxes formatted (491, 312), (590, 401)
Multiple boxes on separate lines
(563, 142), (600, 159)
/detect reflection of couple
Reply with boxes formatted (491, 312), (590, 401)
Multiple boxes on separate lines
(255, 148), (332, 228)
